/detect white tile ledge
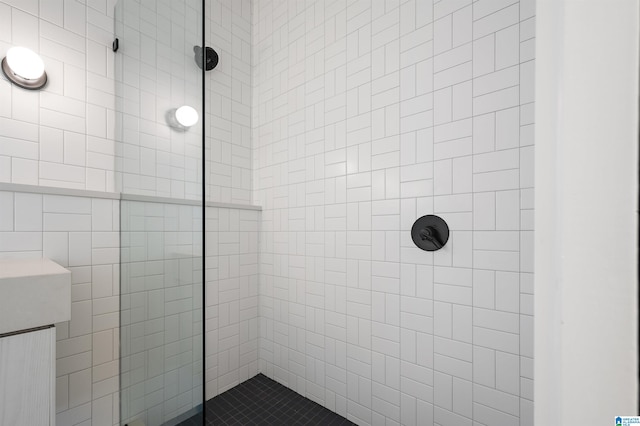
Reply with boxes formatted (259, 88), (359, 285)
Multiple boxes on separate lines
(122, 193), (262, 210)
(120, 194), (262, 211)
(206, 201), (262, 211)
(120, 193), (202, 206)
(0, 182), (263, 211)
(0, 182), (120, 200)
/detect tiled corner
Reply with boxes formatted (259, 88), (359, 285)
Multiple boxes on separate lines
(205, 207), (260, 400)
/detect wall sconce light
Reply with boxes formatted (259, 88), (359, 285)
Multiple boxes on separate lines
(1, 47), (47, 90)
(167, 105), (199, 130)
(175, 106), (199, 127)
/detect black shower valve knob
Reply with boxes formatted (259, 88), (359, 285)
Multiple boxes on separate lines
(411, 215), (450, 252)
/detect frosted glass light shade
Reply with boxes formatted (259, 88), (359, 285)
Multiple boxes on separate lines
(175, 105), (199, 127)
(7, 47), (44, 79)
(1, 47), (47, 89)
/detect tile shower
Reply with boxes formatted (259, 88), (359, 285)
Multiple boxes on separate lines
(0, 0), (534, 425)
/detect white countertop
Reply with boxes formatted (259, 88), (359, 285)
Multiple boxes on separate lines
(0, 258), (71, 335)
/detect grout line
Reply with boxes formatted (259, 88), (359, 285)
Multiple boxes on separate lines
(517, 1), (523, 416)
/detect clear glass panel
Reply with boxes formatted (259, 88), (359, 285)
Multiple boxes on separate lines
(114, 0), (204, 200)
(119, 201), (203, 425)
(114, 0), (204, 424)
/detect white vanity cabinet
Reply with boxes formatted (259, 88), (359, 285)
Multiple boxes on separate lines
(0, 327), (56, 426)
(0, 258), (71, 426)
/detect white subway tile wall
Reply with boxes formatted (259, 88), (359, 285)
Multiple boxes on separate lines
(252, 0), (534, 425)
(0, 0), (117, 192)
(0, 190), (120, 426)
(205, 207), (260, 399)
(202, 0), (260, 400)
(205, 0), (253, 204)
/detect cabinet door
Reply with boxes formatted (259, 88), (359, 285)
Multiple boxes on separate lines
(0, 327), (55, 426)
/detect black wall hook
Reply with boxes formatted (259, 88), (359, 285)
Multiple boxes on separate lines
(194, 46), (219, 71)
(411, 215), (449, 251)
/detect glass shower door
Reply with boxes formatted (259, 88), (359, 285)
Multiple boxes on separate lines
(119, 201), (203, 425)
(114, 0), (204, 425)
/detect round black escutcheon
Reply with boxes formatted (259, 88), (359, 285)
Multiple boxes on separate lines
(194, 46), (219, 71)
(411, 215), (450, 252)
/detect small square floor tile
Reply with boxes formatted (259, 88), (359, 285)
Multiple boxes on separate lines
(176, 374), (356, 426)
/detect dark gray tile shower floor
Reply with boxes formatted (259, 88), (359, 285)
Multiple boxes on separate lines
(177, 373), (356, 426)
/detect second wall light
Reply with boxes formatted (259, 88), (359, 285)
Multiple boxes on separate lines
(167, 105), (199, 131)
(175, 105), (199, 127)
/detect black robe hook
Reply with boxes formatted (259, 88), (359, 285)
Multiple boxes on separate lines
(194, 46), (219, 71)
